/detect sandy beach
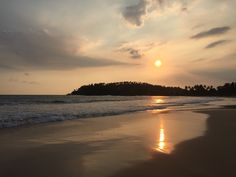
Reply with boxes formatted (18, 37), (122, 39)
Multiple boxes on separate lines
(0, 108), (236, 177)
(1, 0), (236, 176)
(112, 108), (236, 177)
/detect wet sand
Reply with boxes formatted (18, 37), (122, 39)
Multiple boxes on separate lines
(0, 108), (235, 177)
(112, 108), (236, 177)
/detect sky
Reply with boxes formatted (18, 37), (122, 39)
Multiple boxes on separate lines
(0, 0), (236, 94)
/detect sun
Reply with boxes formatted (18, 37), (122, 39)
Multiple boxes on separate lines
(155, 60), (162, 67)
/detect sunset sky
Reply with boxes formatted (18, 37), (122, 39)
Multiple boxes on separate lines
(0, 0), (236, 94)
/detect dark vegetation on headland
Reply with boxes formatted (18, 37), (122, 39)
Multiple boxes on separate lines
(69, 81), (236, 96)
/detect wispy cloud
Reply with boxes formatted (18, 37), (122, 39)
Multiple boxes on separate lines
(9, 78), (39, 85)
(191, 26), (231, 39)
(116, 41), (157, 59)
(210, 52), (236, 62)
(192, 68), (236, 81)
(205, 40), (230, 49)
(0, 64), (19, 71)
(191, 58), (207, 63)
(118, 47), (143, 59)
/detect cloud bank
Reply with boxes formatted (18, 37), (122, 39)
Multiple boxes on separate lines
(0, 0), (130, 71)
(0, 29), (126, 70)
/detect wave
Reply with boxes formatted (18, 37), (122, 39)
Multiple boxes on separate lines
(0, 95), (147, 106)
(0, 96), (226, 129)
(0, 105), (167, 128)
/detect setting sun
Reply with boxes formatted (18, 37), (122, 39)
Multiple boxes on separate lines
(155, 60), (162, 67)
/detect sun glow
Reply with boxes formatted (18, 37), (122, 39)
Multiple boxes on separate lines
(155, 60), (162, 67)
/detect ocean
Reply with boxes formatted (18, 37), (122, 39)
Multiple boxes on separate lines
(0, 95), (235, 128)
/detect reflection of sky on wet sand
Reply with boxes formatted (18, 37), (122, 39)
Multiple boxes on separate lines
(153, 112), (208, 155)
(2, 111), (208, 177)
(155, 118), (172, 154)
(157, 128), (166, 152)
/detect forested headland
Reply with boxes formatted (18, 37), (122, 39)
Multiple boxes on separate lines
(69, 81), (236, 96)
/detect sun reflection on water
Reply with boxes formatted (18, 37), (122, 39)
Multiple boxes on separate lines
(149, 97), (169, 114)
(155, 98), (164, 104)
(152, 97), (165, 104)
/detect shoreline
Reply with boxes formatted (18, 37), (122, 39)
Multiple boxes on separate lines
(1, 95), (234, 129)
(111, 108), (236, 177)
(0, 108), (235, 177)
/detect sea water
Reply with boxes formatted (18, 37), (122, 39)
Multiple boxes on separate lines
(0, 95), (235, 128)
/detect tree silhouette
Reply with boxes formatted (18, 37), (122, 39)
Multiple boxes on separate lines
(69, 82), (236, 96)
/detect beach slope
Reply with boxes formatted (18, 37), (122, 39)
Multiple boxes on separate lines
(112, 109), (236, 177)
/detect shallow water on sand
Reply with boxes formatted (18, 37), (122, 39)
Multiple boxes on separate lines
(0, 110), (208, 177)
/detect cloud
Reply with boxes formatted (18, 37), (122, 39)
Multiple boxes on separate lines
(191, 58), (207, 63)
(8, 78), (39, 85)
(205, 40), (230, 49)
(116, 41), (157, 59)
(128, 49), (142, 59)
(192, 52), (236, 64)
(192, 52), (236, 81)
(210, 52), (236, 62)
(117, 47), (143, 59)
(122, 0), (148, 26)
(192, 68), (236, 81)
(191, 26), (231, 39)
(0, 29), (129, 71)
(0, 0), (133, 71)
(0, 64), (19, 71)
(191, 24), (205, 30)
(121, 0), (191, 27)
